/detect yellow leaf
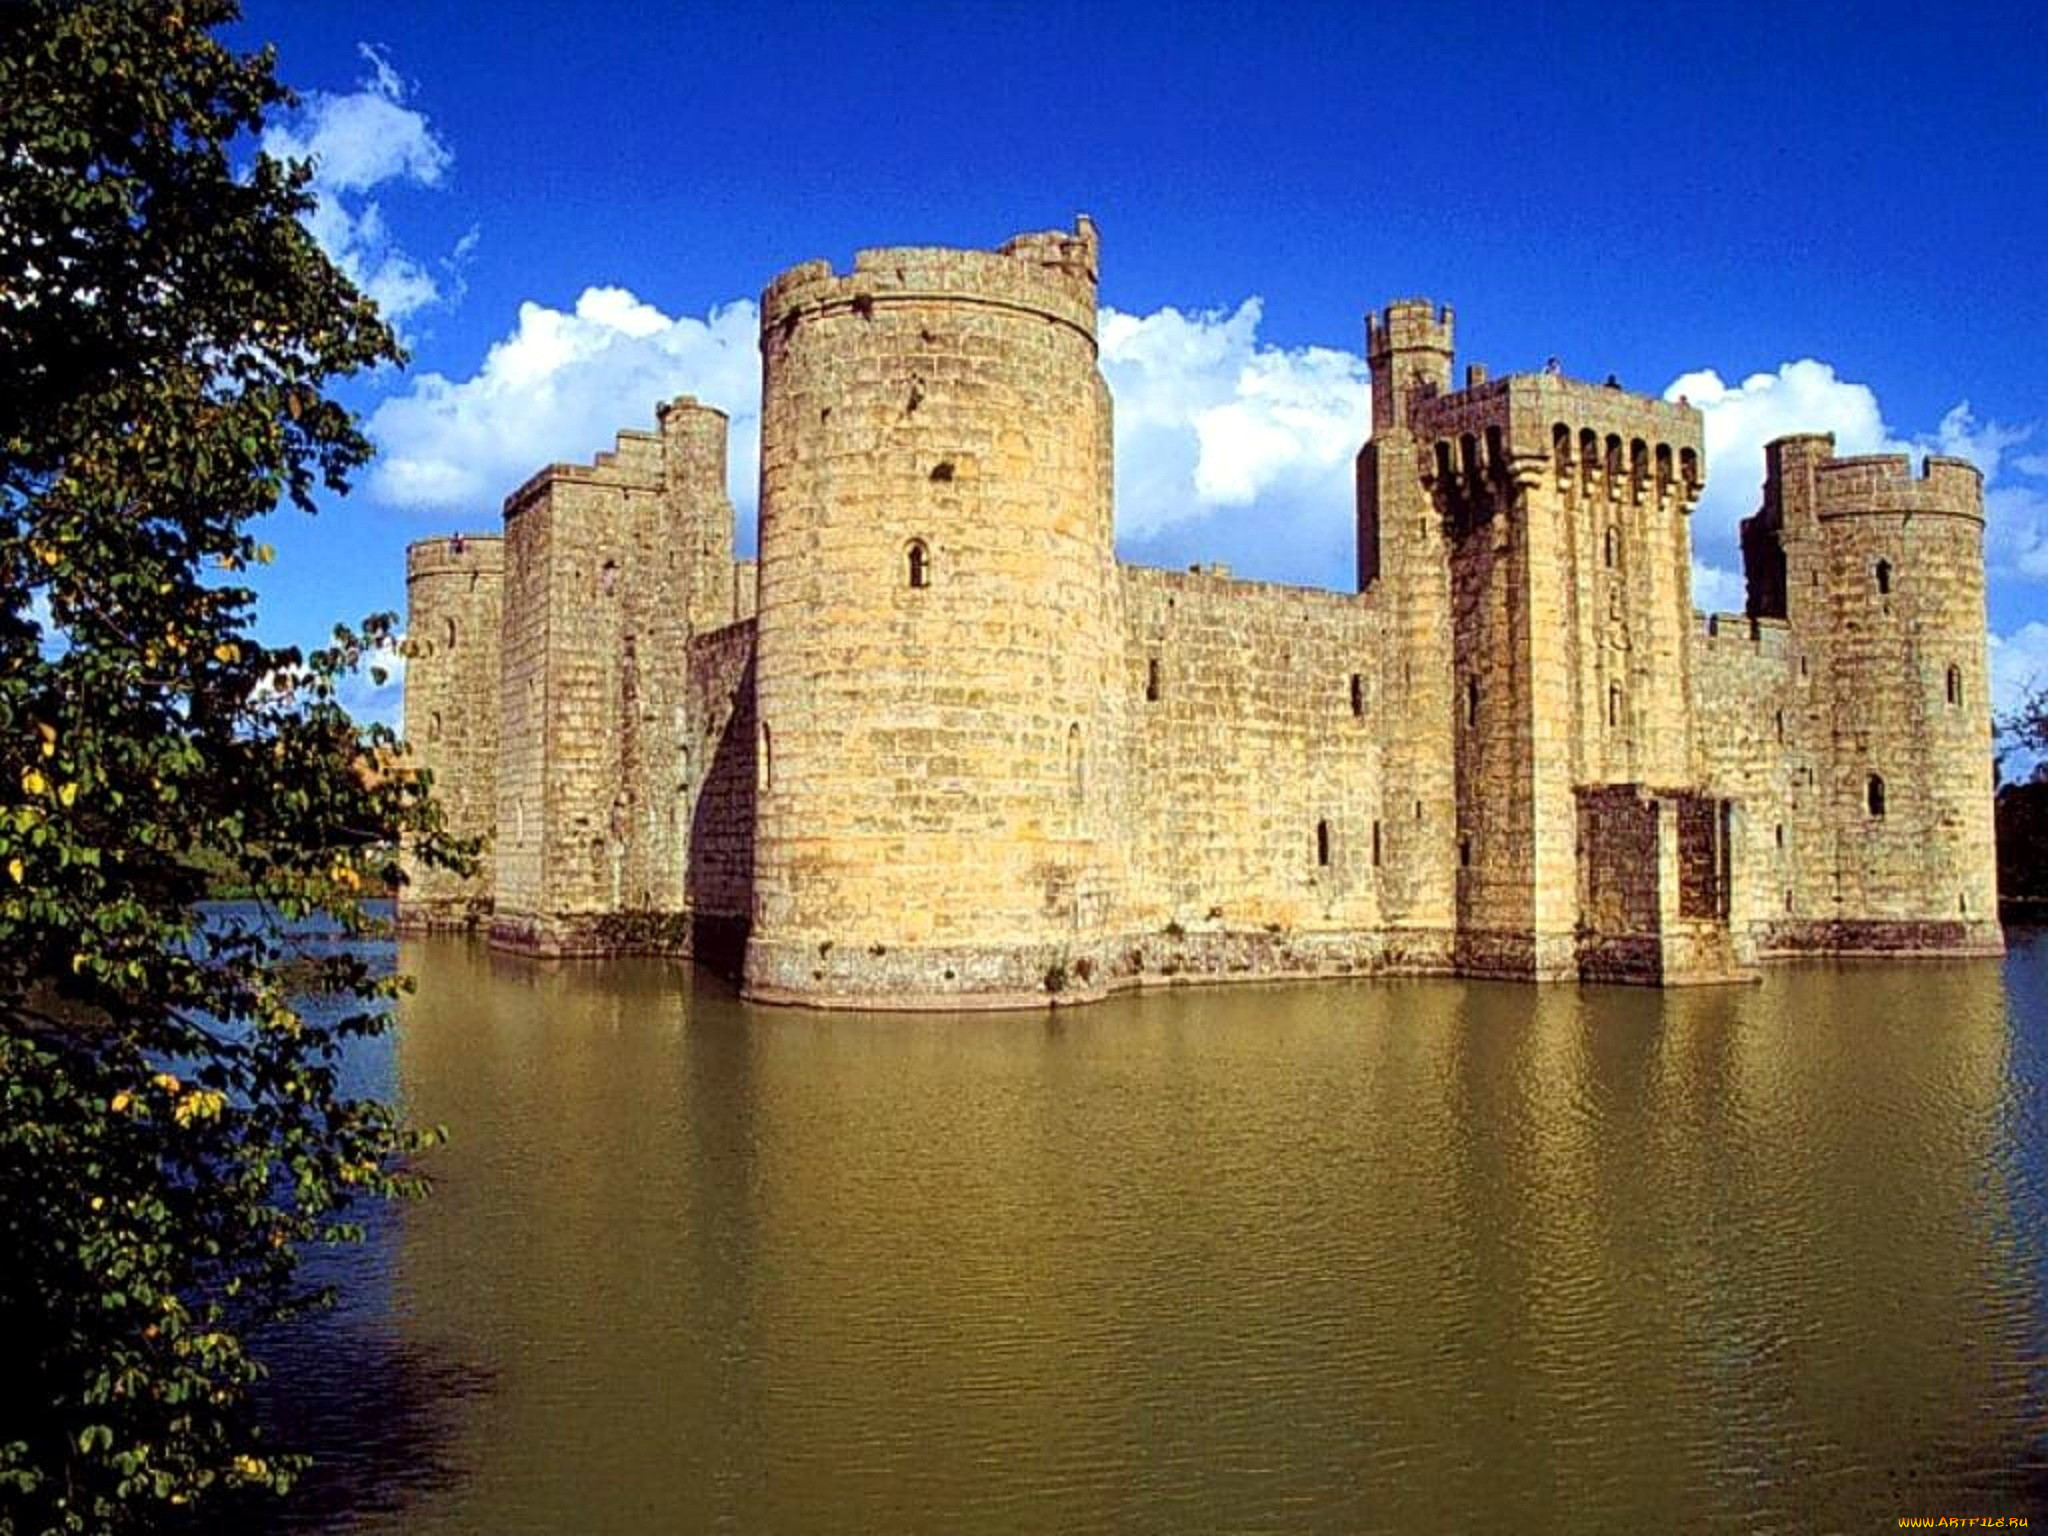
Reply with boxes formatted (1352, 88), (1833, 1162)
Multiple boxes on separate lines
(110, 1091), (132, 1113)
(151, 1072), (181, 1094)
(255, 543), (276, 566)
(21, 768), (46, 797)
(6, 858), (21, 884)
(213, 642), (240, 665)
(57, 782), (76, 808)
(36, 722), (56, 757)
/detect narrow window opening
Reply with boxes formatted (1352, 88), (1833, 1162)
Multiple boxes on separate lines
(906, 539), (930, 589)
(1603, 526), (1617, 568)
(1145, 656), (1161, 702)
(1960, 892), (1969, 915)
(1774, 822), (1784, 849)
(1458, 837), (1472, 868)
(1946, 665), (1962, 707)
(600, 558), (618, 596)
(1414, 799), (1423, 820)
(1866, 773), (1886, 818)
(1775, 708), (1785, 743)
(427, 709), (441, 743)
(1464, 678), (1479, 727)
(1371, 819), (1382, 867)
(1607, 683), (1621, 728)
(1316, 820), (1331, 868)
(1350, 673), (1365, 717)
(1874, 558), (1892, 595)
(443, 615), (457, 650)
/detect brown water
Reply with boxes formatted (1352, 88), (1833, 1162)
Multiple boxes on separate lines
(259, 930), (2048, 1534)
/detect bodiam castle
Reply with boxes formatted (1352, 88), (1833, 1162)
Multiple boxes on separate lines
(399, 218), (2000, 1008)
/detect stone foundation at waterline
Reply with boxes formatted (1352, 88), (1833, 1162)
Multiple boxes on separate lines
(400, 219), (2001, 1007)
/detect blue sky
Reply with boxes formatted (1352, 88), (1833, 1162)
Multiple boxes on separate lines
(223, 1), (2048, 729)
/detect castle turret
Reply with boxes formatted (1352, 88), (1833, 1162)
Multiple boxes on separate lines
(1357, 301), (1459, 954)
(1773, 445), (1999, 949)
(400, 533), (504, 931)
(744, 218), (1124, 1007)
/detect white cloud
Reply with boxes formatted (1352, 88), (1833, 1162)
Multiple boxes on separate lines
(1098, 299), (1370, 584)
(262, 45), (463, 326)
(367, 288), (761, 521)
(1690, 560), (1746, 615)
(1664, 360), (1907, 568)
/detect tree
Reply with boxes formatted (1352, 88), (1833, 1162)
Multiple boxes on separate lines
(0, 3), (459, 1528)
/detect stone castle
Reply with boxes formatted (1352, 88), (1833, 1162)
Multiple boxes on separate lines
(399, 218), (2001, 1007)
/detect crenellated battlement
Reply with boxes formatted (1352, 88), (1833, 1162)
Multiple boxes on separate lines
(1697, 610), (1794, 659)
(759, 216), (1100, 350)
(1411, 373), (1704, 512)
(406, 532), (503, 580)
(504, 425), (669, 517)
(1367, 299), (1454, 360)
(1814, 452), (1984, 521)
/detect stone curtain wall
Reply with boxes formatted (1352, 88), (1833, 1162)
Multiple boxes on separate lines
(1690, 615), (1798, 950)
(399, 534), (504, 929)
(1117, 565), (1385, 938)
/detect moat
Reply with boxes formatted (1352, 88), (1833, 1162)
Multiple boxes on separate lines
(255, 927), (2048, 1532)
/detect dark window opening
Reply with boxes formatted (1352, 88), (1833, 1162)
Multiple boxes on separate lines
(1350, 673), (1365, 716)
(906, 540), (930, 589)
(1316, 820), (1331, 867)
(1464, 678), (1479, 726)
(1875, 558), (1892, 595)
(443, 615), (457, 650)
(1604, 526), (1617, 568)
(1774, 822), (1785, 849)
(1946, 665), (1962, 707)
(1371, 819), (1382, 867)
(1608, 684), (1621, 729)
(1867, 773), (1886, 818)
(1458, 836), (1472, 868)
(1145, 656), (1161, 702)
(1775, 708), (1785, 743)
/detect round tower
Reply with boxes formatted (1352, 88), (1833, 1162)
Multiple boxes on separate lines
(745, 218), (1123, 1007)
(400, 533), (505, 931)
(1811, 453), (1999, 948)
